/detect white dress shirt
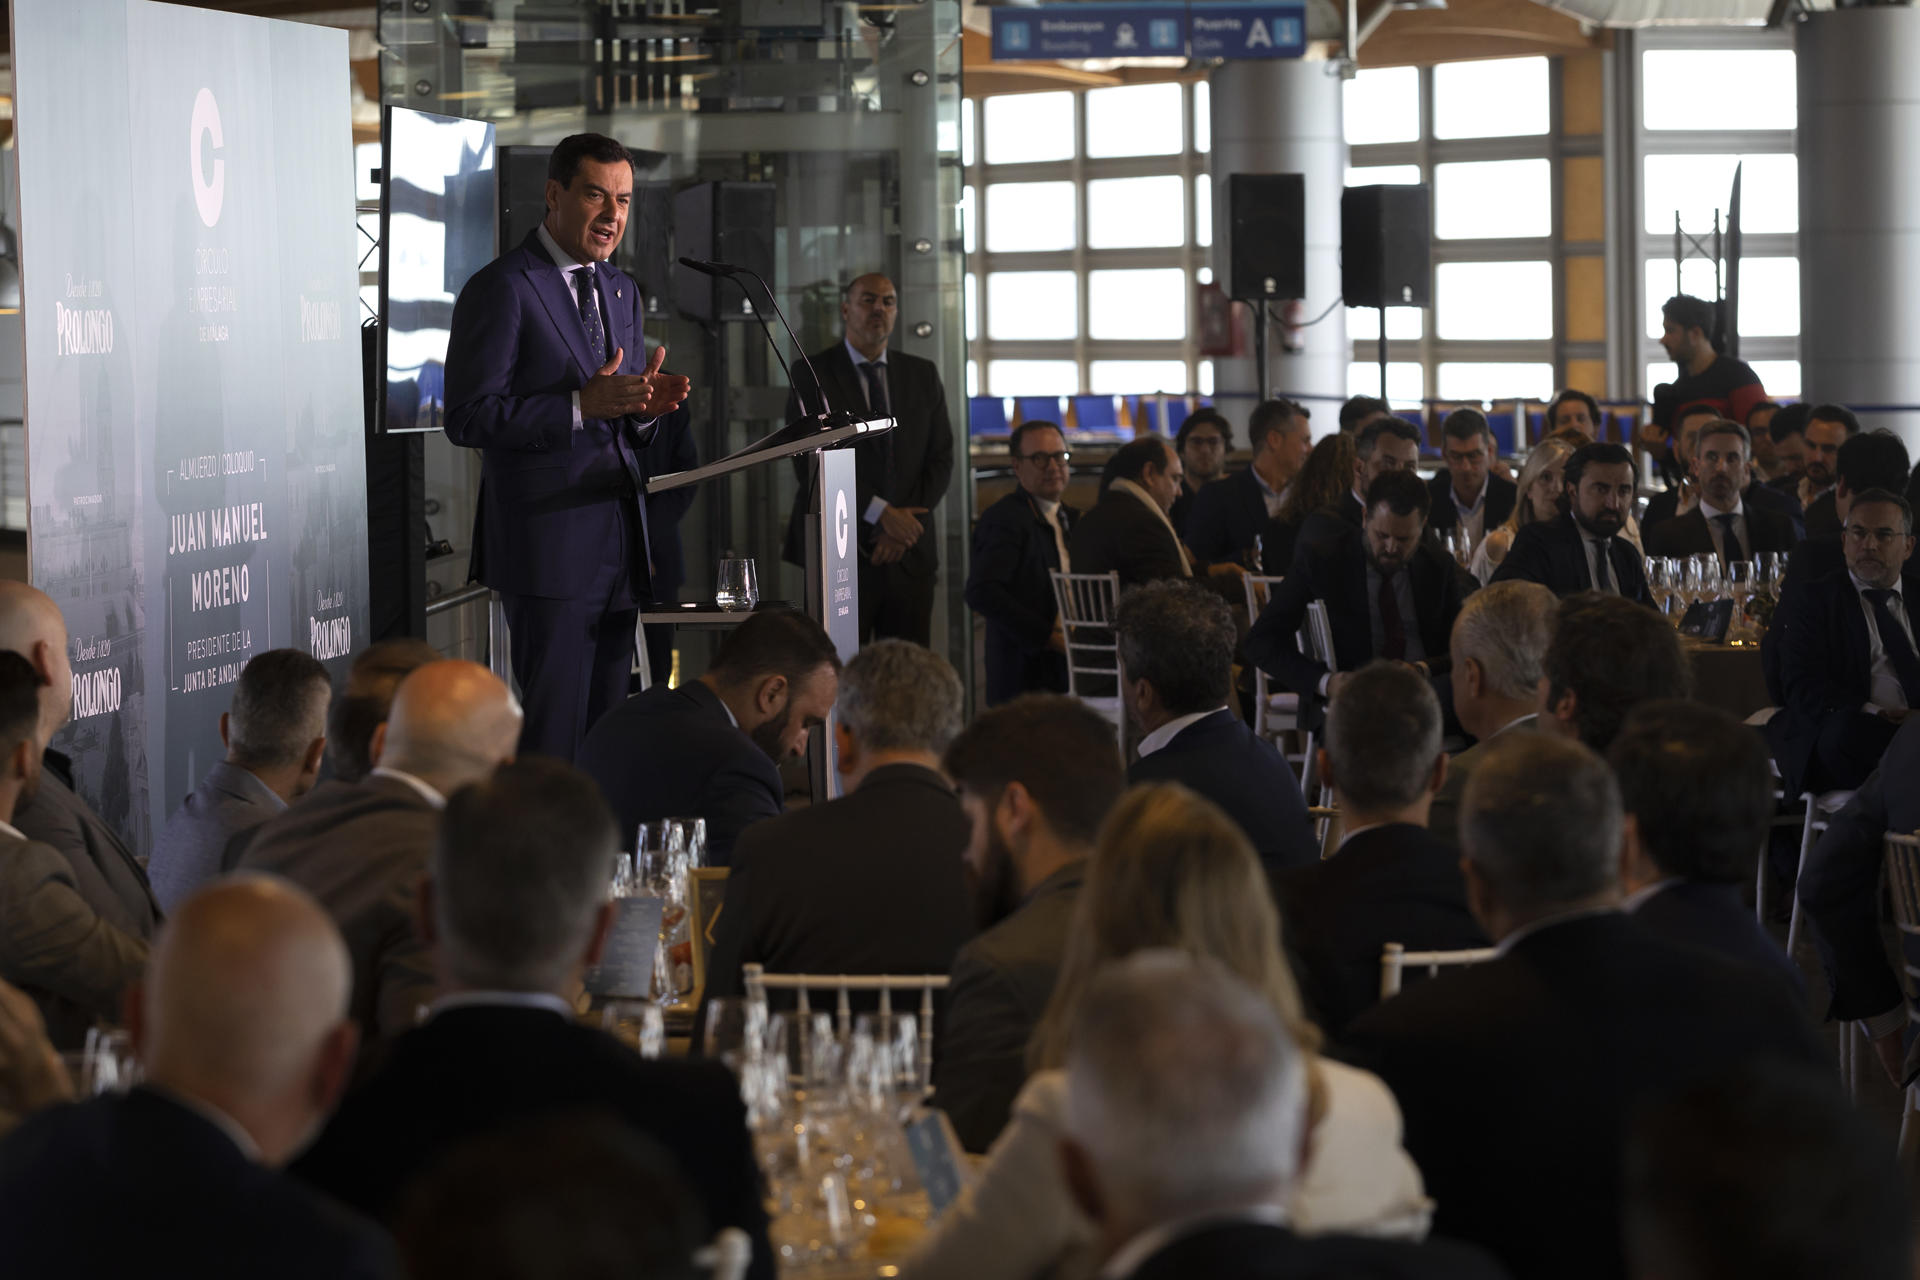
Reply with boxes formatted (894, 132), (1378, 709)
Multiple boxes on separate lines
(1252, 467), (1288, 520)
(0, 817), (26, 842)
(1450, 483), (1488, 545)
(1136, 707), (1230, 758)
(427, 989), (577, 1021)
(1697, 495), (1748, 564)
(1037, 496), (1071, 576)
(1853, 572), (1917, 713)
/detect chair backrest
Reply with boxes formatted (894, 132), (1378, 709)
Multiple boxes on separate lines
(1304, 600), (1335, 670)
(741, 963), (949, 1089)
(1072, 394), (1121, 435)
(1015, 395), (1064, 428)
(1051, 570), (1125, 695)
(1883, 835), (1920, 1006)
(968, 396), (1010, 437)
(1379, 941), (1499, 999)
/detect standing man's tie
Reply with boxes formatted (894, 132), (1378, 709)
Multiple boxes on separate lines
(860, 361), (896, 480)
(572, 268), (607, 368)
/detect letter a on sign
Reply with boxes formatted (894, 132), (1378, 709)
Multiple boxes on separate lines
(1246, 17), (1272, 47)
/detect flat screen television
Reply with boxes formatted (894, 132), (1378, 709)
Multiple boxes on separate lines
(377, 105), (496, 433)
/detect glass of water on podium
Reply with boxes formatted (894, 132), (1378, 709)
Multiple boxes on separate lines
(717, 558), (759, 612)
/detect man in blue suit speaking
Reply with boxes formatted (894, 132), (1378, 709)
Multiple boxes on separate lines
(445, 134), (691, 760)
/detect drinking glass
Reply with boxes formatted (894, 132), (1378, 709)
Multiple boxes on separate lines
(850, 1012), (921, 1120)
(636, 821), (686, 894)
(670, 817), (708, 870)
(1646, 557), (1674, 618)
(608, 851), (637, 899)
(716, 557), (760, 612)
(601, 1000), (667, 1059)
(703, 996), (769, 1078)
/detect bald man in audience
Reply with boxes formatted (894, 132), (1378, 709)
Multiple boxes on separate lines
(239, 660), (522, 1048)
(0, 877), (396, 1277)
(324, 638), (443, 783)
(0, 582), (160, 943)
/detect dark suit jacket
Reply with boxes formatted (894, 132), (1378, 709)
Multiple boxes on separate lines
(1631, 880), (1804, 1003)
(444, 228), (658, 602)
(1805, 488), (1841, 539)
(16, 751), (160, 943)
(293, 1004), (772, 1280)
(1490, 511), (1651, 605)
(1127, 710), (1317, 877)
(785, 343), (955, 577)
(1068, 489), (1188, 587)
(1762, 534), (1844, 704)
(1128, 1221), (1509, 1280)
(1764, 563), (1920, 795)
(1427, 716), (1537, 849)
(1246, 523), (1466, 722)
(1746, 476), (1807, 538)
(932, 860), (1084, 1153)
(1185, 467), (1274, 565)
(236, 775), (440, 1043)
(1338, 912), (1825, 1280)
(1643, 504), (1797, 561)
(0, 831), (149, 1050)
(700, 763), (975, 1007)
(1280, 493), (1366, 574)
(1277, 823), (1488, 1037)
(640, 406), (698, 596)
(966, 489), (1077, 706)
(0, 1089), (396, 1280)
(576, 679), (781, 867)
(1425, 472), (1517, 536)
(149, 761), (286, 914)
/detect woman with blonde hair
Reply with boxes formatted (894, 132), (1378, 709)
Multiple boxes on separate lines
(1469, 435), (1578, 583)
(901, 784), (1429, 1280)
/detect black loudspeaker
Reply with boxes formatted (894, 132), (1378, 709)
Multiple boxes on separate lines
(674, 181), (776, 323)
(1227, 173), (1306, 301)
(1342, 185), (1431, 308)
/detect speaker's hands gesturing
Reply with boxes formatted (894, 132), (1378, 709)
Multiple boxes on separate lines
(579, 346), (692, 421)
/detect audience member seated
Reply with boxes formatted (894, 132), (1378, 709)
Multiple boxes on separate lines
(1644, 419), (1799, 564)
(1117, 581), (1316, 877)
(1339, 732), (1823, 1280)
(700, 640), (974, 1006)
(1058, 952), (1505, 1280)
(908, 785), (1440, 1280)
(1186, 398), (1312, 568)
(1338, 395), (1395, 435)
(1797, 403), (1859, 537)
(1539, 593), (1690, 753)
(150, 649), (332, 913)
(1545, 387), (1601, 438)
(1280, 664), (1488, 1036)
(1625, 1065), (1912, 1280)
(1492, 443), (1650, 604)
(1246, 471), (1467, 732)
(1609, 701), (1803, 1000)
(1068, 436), (1193, 588)
(1169, 408), (1231, 535)
(0, 652), (146, 1050)
(1640, 401), (1717, 537)
(395, 1119), (709, 1280)
(0, 976), (73, 1136)
(1429, 582), (1557, 847)
(323, 639), (442, 783)
(1766, 488), (1920, 794)
(0, 582), (159, 942)
(0, 877), (395, 1279)
(293, 758), (774, 1278)
(577, 610), (839, 863)
(1745, 399), (1783, 479)
(1468, 438), (1575, 584)
(1257, 432), (1355, 576)
(931, 696), (1123, 1153)
(1290, 415), (1425, 561)
(240, 660), (522, 1048)
(1651, 293), (1768, 435)
(1765, 402), (1812, 494)
(1426, 409), (1515, 550)
(965, 421), (1078, 705)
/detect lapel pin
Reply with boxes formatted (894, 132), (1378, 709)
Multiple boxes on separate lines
(617, 289), (623, 299)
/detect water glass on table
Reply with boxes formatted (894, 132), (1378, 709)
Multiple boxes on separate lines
(716, 557), (759, 612)
(600, 1000), (666, 1059)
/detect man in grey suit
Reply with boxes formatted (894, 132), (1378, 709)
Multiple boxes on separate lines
(1428, 581), (1558, 848)
(0, 652), (147, 1049)
(150, 650), (333, 913)
(0, 583), (160, 943)
(239, 661), (521, 1052)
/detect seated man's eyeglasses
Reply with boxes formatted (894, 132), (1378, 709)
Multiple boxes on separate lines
(1019, 450), (1072, 467)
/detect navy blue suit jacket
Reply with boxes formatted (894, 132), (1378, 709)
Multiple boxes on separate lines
(965, 489), (1076, 706)
(576, 679), (782, 866)
(1184, 467), (1271, 565)
(1127, 710), (1316, 877)
(1631, 880), (1804, 1003)
(445, 228), (659, 601)
(1490, 511), (1651, 605)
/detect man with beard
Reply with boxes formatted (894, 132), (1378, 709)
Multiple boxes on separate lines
(1650, 293), (1767, 434)
(1796, 404), (1861, 538)
(1247, 470), (1468, 732)
(1493, 442), (1652, 605)
(932, 694), (1125, 1153)
(1645, 420), (1798, 565)
(577, 610), (841, 866)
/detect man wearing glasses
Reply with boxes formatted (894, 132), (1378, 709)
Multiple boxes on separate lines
(965, 422), (1078, 706)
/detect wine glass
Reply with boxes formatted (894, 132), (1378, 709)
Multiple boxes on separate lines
(704, 997), (769, 1079)
(1646, 557), (1674, 618)
(716, 558), (760, 612)
(601, 1000), (667, 1059)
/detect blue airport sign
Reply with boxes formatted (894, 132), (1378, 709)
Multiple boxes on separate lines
(990, 1), (1305, 61)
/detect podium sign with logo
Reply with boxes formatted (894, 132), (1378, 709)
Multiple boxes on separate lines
(808, 447), (861, 798)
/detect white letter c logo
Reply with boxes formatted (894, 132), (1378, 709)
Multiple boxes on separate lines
(190, 88), (225, 228)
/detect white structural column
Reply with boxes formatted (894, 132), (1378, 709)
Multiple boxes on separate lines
(1209, 59), (1348, 428)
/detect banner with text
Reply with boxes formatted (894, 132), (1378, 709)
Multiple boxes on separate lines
(13, 0), (369, 851)
(990, 0), (1305, 60)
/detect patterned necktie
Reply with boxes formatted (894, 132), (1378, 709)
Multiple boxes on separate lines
(1378, 571), (1407, 661)
(1863, 589), (1920, 707)
(859, 361), (891, 418)
(1713, 513), (1741, 568)
(572, 268), (607, 368)
(1591, 538), (1613, 592)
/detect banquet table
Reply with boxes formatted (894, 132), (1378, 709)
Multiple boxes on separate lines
(1684, 639), (1771, 722)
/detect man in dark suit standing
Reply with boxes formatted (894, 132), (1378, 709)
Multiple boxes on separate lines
(1116, 581), (1315, 877)
(1645, 419), (1798, 564)
(1339, 733), (1825, 1280)
(1491, 442), (1651, 604)
(0, 878), (394, 1278)
(578, 610), (840, 865)
(1068, 436), (1192, 588)
(293, 759), (775, 1280)
(444, 134), (692, 762)
(699, 640), (974, 1011)
(1425, 409), (1515, 548)
(1246, 470), (1466, 730)
(1184, 398), (1312, 568)
(637, 405), (697, 685)
(965, 421), (1077, 705)
(790, 274), (955, 645)
(1767, 489), (1920, 794)
(1278, 663), (1487, 1036)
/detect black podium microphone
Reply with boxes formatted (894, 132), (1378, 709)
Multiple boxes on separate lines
(678, 257), (833, 420)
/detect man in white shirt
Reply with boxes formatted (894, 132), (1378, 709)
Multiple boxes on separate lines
(1427, 409), (1517, 552)
(1644, 419), (1797, 567)
(965, 422), (1078, 705)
